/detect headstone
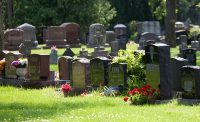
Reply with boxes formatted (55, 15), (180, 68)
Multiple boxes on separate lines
(58, 56), (73, 80)
(4, 29), (24, 50)
(90, 57), (111, 87)
(114, 24), (128, 46)
(106, 31), (115, 44)
(191, 41), (200, 50)
(45, 26), (67, 48)
(49, 50), (58, 64)
(17, 23), (38, 48)
(145, 43), (172, 99)
(180, 35), (188, 44)
(88, 23), (106, 47)
(170, 57), (189, 92)
(91, 47), (108, 58)
(110, 41), (119, 56)
(108, 63), (127, 87)
(19, 41), (32, 56)
(175, 22), (185, 30)
(78, 48), (89, 58)
(28, 54), (49, 81)
(137, 21), (161, 36)
(60, 22), (81, 47)
(182, 48), (196, 65)
(184, 18), (192, 30)
(181, 66), (200, 99)
(179, 43), (188, 57)
(72, 58), (90, 90)
(5, 52), (23, 78)
(62, 46), (75, 57)
(140, 32), (159, 42)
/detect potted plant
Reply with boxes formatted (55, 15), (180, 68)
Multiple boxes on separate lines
(61, 83), (72, 97)
(11, 59), (28, 79)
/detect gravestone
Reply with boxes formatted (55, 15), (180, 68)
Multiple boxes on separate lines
(175, 22), (185, 30)
(78, 48), (89, 58)
(4, 29), (24, 50)
(137, 21), (161, 36)
(5, 52), (23, 78)
(145, 43), (172, 99)
(28, 54), (50, 81)
(62, 46), (75, 57)
(19, 41), (32, 56)
(60, 22), (81, 47)
(45, 26), (67, 48)
(140, 32), (159, 42)
(88, 23), (106, 47)
(114, 24), (128, 48)
(90, 57), (111, 87)
(110, 41), (119, 56)
(17, 23), (38, 48)
(182, 48), (196, 65)
(191, 41), (200, 50)
(108, 63), (127, 87)
(170, 57), (189, 92)
(91, 47), (108, 58)
(184, 18), (191, 29)
(49, 50), (58, 64)
(72, 58), (90, 90)
(106, 31), (115, 44)
(181, 66), (200, 99)
(58, 56), (73, 80)
(180, 35), (188, 44)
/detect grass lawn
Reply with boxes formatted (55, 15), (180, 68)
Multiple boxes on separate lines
(0, 86), (200, 122)
(1, 43), (200, 121)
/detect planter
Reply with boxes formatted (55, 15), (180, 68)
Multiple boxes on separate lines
(16, 68), (27, 80)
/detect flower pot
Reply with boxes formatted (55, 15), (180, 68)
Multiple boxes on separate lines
(16, 68), (27, 80)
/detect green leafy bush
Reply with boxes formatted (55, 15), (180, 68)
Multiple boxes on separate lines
(189, 26), (200, 40)
(112, 49), (146, 89)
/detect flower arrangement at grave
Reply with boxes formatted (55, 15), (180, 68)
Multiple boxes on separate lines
(61, 83), (72, 97)
(11, 59), (27, 68)
(124, 84), (160, 105)
(0, 59), (5, 71)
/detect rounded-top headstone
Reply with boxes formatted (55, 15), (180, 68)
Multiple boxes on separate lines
(114, 24), (127, 37)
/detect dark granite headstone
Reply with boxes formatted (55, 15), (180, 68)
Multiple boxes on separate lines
(170, 57), (189, 92)
(72, 58), (90, 90)
(62, 46), (75, 57)
(110, 41), (119, 56)
(145, 43), (172, 99)
(58, 56), (73, 80)
(181, 66), (200, 99)
(106, 31), (115, 44)
(90, 57), (111, 87)
(108, 63), (127, 87)
(182, 48), (196, 65)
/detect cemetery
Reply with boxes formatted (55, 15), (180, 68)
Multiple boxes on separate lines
(0, 0), (200, 121)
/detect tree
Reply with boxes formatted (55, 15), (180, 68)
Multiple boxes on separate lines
(165, 0), (176, 47)
(7, 0), (13, 27)
(0, 0), (4, 50)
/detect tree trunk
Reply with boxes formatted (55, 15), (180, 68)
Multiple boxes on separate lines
(7, 0), (13, 27)
(0, 0), (4, 51)
(165, 0), (176, 47)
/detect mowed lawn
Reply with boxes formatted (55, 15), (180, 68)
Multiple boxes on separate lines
(0, 87), (200, 122)
(1, 43), (200, 121)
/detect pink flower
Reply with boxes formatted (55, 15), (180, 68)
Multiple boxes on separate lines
(61, 83), (71, 92)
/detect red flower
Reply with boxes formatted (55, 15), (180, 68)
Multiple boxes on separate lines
(145, 84), (151, 89)
(61, 83), (71, 92)
(151, 89), (156, 93)
(124, 96), (129, 102)
(143, 91), (148, 96)
(128, 90), (133, 95)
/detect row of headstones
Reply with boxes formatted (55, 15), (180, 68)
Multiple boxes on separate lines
(58, 57), (127, 90)
(2, 52), (50, 81)
(145, 43), (200, 100)
(3, 22), (82, 51)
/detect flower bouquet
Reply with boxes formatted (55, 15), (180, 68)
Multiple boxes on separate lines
(124, 84), (159, 105)
(0, 59), (5, 71)
(11, 59), (27, 68)
(61, 83), (72, 97)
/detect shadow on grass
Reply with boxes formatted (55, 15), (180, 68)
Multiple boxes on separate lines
(0, 98), (116, 121)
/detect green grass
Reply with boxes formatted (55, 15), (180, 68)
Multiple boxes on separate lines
(0, 86), (200, 122)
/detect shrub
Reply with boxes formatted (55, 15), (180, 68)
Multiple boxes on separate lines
(112, 50), (146, 89)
